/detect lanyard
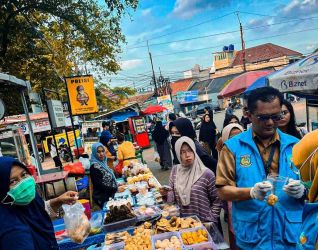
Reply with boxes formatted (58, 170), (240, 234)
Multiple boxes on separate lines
(262, 144), (277, 176)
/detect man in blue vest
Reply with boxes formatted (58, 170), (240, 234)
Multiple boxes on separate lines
(216, 87), (305, 250)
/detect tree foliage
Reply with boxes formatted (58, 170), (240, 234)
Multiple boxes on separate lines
(0, 0), (138, 115)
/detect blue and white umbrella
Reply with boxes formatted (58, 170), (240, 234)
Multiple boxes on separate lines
(268, 52), (318, 94)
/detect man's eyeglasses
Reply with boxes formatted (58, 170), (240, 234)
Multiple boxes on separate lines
(254, 113), (282, 122)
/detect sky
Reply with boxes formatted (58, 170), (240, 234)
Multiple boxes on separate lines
(102, 0), (318, 89)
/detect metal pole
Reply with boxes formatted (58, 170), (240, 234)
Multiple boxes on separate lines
(147, 40), (158, 96)
(64, 78), (80, 153)
(236, 12), (246, 72)
(306, 98), (310, 131)
(64, 127), (73, 162)
(20, 90), (42, 175)
(42, 88), (60, 160)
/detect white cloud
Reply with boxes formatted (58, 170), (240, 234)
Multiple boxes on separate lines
(119, 59), (143, 70)
(172, 0), (231, 19)
(282, 0), (318, 17)
(141, 8), (152, 17)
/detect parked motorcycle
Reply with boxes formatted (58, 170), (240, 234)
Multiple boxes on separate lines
(58, 143), (72, 162)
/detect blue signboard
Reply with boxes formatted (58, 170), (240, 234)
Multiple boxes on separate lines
(177, 90), (199, 104)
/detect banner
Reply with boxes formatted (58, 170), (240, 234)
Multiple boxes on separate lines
(157, 95), (173, 111)
(65, 75), (98, 115)
(177, 90), (199, 104)
(47, 100), (65, 128)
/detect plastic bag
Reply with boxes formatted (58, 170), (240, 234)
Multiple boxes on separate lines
(153, 152), (160, 163)
(79, 157), (91, 170)
(89, 212), (103, 235)
(62, 202), (91, 244)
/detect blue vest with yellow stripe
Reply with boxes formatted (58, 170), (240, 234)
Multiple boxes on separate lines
(225, 128), (304, 250)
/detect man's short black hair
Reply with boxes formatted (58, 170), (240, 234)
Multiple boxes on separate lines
(102, 120), (110, 128)
(168, 113), (176, 121)
(247, 87), (283, 113)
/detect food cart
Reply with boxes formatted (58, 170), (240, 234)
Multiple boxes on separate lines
(128, 116), (150, 148)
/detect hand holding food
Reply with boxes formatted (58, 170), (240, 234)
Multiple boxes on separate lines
(266, 194), (279, 206)
(250, 181), (273, 201)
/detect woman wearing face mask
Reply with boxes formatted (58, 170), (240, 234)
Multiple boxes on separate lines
(90, 143), (118, 209)
(0, 156), (78, 249)
(169, 118), (217, 174)
(278, 99), (307, 139)
(199, 114), (217, 157)
(291, 130), (318, 250)
(160, 136), (222, 224)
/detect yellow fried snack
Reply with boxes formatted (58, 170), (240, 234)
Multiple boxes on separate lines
(267, 194), (278, 206)
(181, 228), (209, 245)
(124, 224), (153, 250)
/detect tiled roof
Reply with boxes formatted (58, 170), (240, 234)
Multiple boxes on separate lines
(231, 43), (302, 67)
(170, 78), (194, 96)
(128, 92), (153, 105)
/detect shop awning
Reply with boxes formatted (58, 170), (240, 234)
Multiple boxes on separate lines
(218, 70), (273, 99)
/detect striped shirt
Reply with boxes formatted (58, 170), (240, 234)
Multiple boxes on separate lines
(167, 166), (222, 223)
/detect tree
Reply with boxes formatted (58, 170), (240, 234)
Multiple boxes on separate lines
(0, 0), (138, 115)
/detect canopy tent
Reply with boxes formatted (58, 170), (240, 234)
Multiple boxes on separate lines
(268, 52), (318, 131)
(109, 111), (138, 123)
(268, 52), (318, 95)
(244, 76), (268, 95)
(141, 105), (167, 115)
(218, 70), (273, 99)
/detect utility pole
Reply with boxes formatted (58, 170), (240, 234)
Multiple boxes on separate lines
(236, 12), (247, 72)
(147, 40), (158, 96)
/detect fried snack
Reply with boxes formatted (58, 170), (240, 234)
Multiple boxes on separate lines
(127, 173), (153, 185)
(118, 185), (126, 193)
(181, 228), (209, 245)
(155, 236), (182, 250)
(68, 214), (91, 244)
(104, 201), (135, 224)
(267, 194), (278, 206)
(105, 231), (130, 245)
(155, 216), (202, 234)
(124, 224), (153, 250)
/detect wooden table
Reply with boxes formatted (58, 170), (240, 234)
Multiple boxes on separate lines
(35, 171), (69, 200)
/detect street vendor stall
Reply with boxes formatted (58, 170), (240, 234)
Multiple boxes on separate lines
(52, 161), (227, 250)
(0, 73), (42, 173)
(267, 52), (318, 131)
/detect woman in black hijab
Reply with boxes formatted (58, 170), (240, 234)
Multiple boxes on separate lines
(152, 120), (172, 170)
(0, 156), (77, 249)
(199, 113), (217, 157)
(169, 118), (217, 174)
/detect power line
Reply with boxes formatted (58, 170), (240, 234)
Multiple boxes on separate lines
(146, 26), (318, 58)
(127, 12), (235, 46)
(126, 15), (318, 49)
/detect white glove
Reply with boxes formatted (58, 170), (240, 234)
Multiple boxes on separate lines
(283, 179), (305, 199)
(250, 181), (273, 201)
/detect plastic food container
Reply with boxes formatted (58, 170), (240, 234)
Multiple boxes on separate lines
(133, 206), (162, 222)
(151, 231), (183, 250)
(159, 204), (180, 218)
(87, 242), (125, 250)
(266, 174), (288, 205)
(180, 226), (216, 250)
(103, 217), (137, 233)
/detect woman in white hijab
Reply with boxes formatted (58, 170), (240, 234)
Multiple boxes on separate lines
(160, 136), (222, 223)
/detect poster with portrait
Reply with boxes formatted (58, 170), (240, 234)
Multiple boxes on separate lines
(65, 75), (98, 115)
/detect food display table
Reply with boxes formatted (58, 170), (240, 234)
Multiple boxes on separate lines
(53, 163), (229, 250)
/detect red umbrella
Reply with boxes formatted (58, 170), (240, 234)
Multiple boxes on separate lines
(218, 70), (273, 99)
(141, 105), (167, 115)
